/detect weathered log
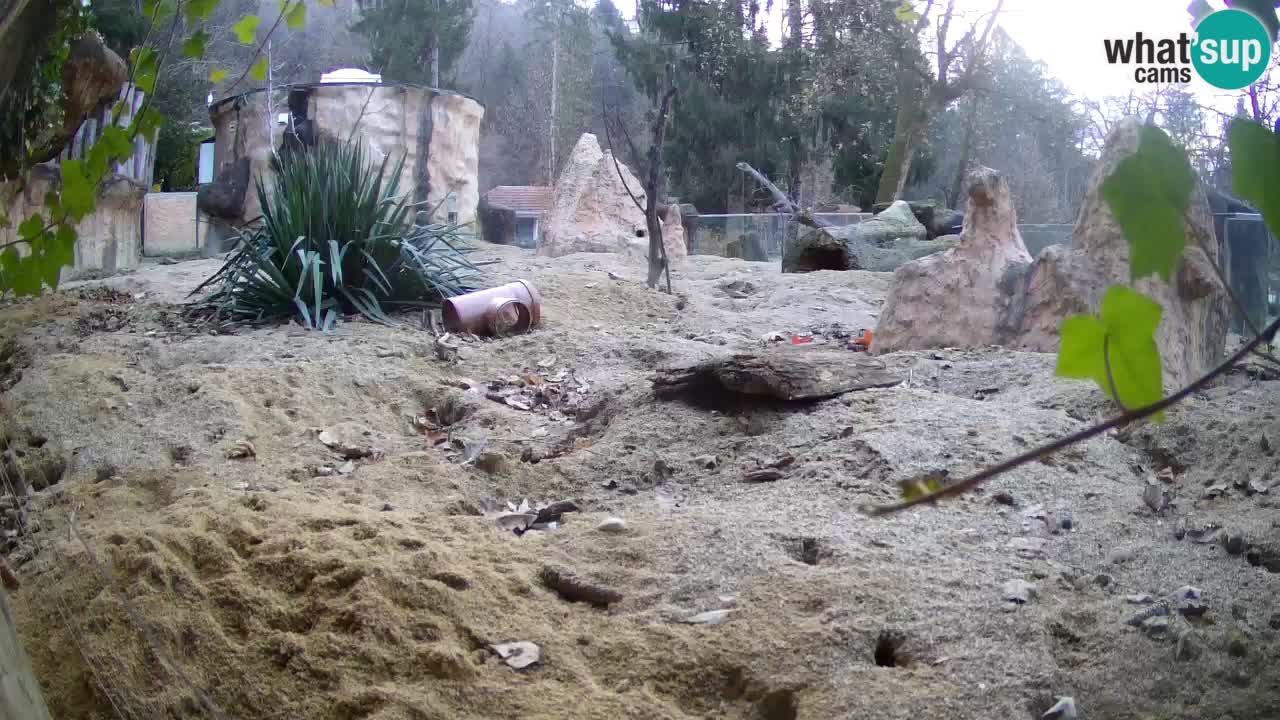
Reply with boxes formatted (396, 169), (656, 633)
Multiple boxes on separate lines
(735, 162), (830, 229)
(654, 346), (902, 402)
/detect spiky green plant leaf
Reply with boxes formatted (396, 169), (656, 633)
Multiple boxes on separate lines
(189, 140), (482, 330)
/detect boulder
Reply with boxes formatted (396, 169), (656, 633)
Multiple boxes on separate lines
(538, 133), (648, 258)
(871, 200), (962, 239)
(873, 166), (1033, 353)
(196, 157), (251, 220)
(783, 211), (951, 274)
(861, 200), (928, 243)
(478, 197), (517, 245)
(660, 203), (687, 259)
(1016, 119), (1228, 388)
(871, 120), (1230, 390)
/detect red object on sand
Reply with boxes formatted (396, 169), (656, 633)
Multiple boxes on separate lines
(791, 335), (813, 345)
(850, 329), (873, 351)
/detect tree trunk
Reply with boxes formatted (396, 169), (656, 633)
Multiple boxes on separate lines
(948, 93), (981, 208)
(548, 14), (560, 184)
(645, 65), (677, 292)
(875, 66), (925, 205)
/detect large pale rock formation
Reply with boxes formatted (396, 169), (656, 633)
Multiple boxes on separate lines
(783, 200), (949, 273)
(1017, 118), (1228, 388)
(538, 134), (685, 260)
(538, 134), (647, 258)
(660, 203), (687, 257)
(873, 167), (1031, 353)
(872, 119), (1230, 390)
(208, 86), (483, 226)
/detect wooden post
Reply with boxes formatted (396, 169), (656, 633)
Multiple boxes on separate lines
(0, 589), (54, 720)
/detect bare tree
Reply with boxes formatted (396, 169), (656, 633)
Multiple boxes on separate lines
(875, 0), (1004, 204)
(604, 62), (676, 291)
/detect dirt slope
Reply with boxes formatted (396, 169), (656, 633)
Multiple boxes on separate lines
(2, 244), (1278, 720)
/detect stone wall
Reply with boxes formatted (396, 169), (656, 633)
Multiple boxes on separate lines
(209, 84), (484, 227)
(143, 192), (200, 256)
(1, 166), (143, 279)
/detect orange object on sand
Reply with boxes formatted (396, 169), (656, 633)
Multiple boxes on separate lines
(850, 329), (872, 351)
(791, 335), (813, 345)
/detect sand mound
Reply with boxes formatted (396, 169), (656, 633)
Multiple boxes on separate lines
(2, 245), (1279, 719)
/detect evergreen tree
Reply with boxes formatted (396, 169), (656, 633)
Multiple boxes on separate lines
(353, 0), (474, 85)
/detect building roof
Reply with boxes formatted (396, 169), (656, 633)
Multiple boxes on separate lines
(486, 186), (554, 215)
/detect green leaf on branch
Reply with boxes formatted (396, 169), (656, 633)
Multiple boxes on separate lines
(43, 192), (63, 222)
(0, 249), (42, 297)
(86, 142), (110, 182)
(100, 126), (134, 162)
(131, 47), (159, 93)
(210, 68), (230, 83)
(249, 56), (268, 82)
(285, 1), (305, 29)
(1056, 286), (1165, 421)
(17, 214), (44, 240)
(1100, 125), (1195, 282)
(185, 0), (219, 22)
(1228, 119), (1280, 243)
(143, 0), (176, 20)
(894, 1), (919, 22)
(47, 224), (77, 283)
(233, 14), (261, 44)
(133, 108), (164, 141)
(61, 160), (95, 222)
(183, 30), (210, 59)
(897, 470), (948, 503)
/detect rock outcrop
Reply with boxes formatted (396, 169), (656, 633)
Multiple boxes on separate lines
(783, 201), (949, 273)
(208, 86), (483, 227)
(660, 203), (687, 258)
(873, 167), (1032, 353)
(871, 200), (963, 239)
(1017, 119), (1228, 388)
(872, 120), (1230, 390)
(538, 134), (648, 258)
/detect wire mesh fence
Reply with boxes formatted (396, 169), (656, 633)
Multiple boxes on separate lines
(685, 212), (1276, 335)
(1220, 213), (1278, 334)
(688, 213), (872, 259)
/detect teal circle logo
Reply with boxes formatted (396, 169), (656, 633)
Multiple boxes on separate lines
(1193, 9), (1273, 90)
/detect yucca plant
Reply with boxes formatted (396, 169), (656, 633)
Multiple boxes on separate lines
(190, 139), (484, 330)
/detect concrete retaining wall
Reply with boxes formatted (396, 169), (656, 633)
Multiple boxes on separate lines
(1, 166), (144, 279)
(143, 192), (200, 256)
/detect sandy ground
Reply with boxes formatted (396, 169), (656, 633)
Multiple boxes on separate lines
(2, 243), (1279, 720)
